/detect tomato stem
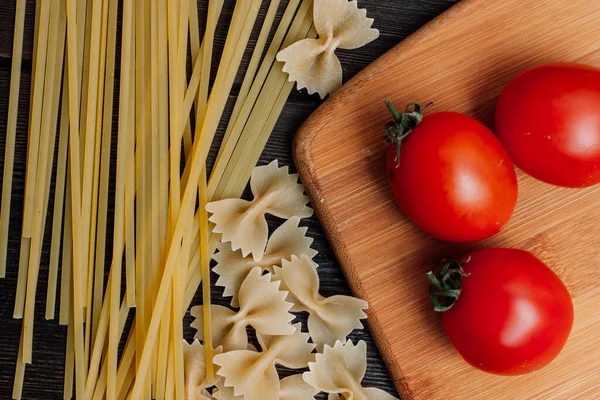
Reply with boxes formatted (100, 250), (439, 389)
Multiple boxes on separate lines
(428, 257), (471, 312)
(384, 100), (434, 167)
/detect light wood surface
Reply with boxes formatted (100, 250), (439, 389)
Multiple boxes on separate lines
(294, 0), (600, 398)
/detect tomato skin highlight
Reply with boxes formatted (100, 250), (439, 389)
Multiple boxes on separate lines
(442, 248), (574, 376)
(495, 62), (600, 188)
(386, 112), (518, 243)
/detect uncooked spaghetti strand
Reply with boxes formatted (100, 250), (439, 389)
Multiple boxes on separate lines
(84, 0), (111, 369)
(87, 283), (130, 399)
(59, 172), (73, 326)
(188, 0), (200, 65)
(157, 0), (169, 275)
(199, 167), (214, 380)
(149, 0), (161, 318)
(195, 0), (224, 126)
(13, 0), (52, 319)
(170, 0), (189, 397)
(107, 0), (135, 397)
(155, 284), (172, 400)
(92, 0), (119, 339)
(181, 52), (203, 120)
(65, 0), (87, 394)
(12, 331), (26, 399)
(47, 70), (69, 320)
(45, 3), (69, 320)
(144, 0), (159, 395)
(80, 0), (105, 315)
(133, 0), (149, 395)
(21, 0), (64, 363)
(134, 0), (147, 313)
(0, 0), (27, 276)
(20, 0), (51, 239)
(63, 291), (75, 400)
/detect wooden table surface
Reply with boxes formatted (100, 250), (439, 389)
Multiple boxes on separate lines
(0, 0), (458, 398)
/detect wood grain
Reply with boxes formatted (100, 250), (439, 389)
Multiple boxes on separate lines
(294, 0), (600, 399)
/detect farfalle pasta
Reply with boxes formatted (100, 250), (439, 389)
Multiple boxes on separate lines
(212, 379), (242, 400)
(214, 216), (317, 307)
(277, 0), (379, 98)
(190, 267), (295, 352)
(303, 341), (399, 400)
(183, 340), (222, 400)
(206, 160), (313, 262)
(212, 374), (317, 400)
(280, 374), (319, 400)
(214, 323), (315, 400)
(273, 254), (368, 349)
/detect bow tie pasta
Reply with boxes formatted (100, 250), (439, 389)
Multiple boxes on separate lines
(303, 341), (399, 400)
(214, 216), (317, 307)
(206, 160), (313, 262)
(277, 0), (379, 98)
(191, 268), (295, 351)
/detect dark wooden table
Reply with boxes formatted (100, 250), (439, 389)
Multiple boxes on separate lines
(0, 1), (459, 398)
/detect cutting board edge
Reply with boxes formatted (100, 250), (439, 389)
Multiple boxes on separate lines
(293, 131), (415, 400)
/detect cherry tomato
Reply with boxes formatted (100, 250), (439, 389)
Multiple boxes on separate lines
(385, 103), (518, 243)
(495, 62), (600, 188)
(429, 248), (574, 375)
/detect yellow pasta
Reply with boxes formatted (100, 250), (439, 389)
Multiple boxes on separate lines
(45, 9), (69, 319)
(59, 176), (73, 326)
(212, 0), (285, 176)
(155, 0), (171, 397)
(129, 1), (263, 396)
(199, 167), (214, 381)
(63, 304), (75, 400)
(84, 0), (110, 369)
(92, 0), (120, 339)
(20, 0), (51, 240)
(207, 0), (307, 201)
(0, 0), (27, 277)
(80, 0), (105, 317)
(22, 0), (64, 363)
(134, 0), (151, 391)
(212, 1), (313, 202)
(12, 332), (26, 399)
(107, 0), (135, 397)
(13, 0), (51, 320)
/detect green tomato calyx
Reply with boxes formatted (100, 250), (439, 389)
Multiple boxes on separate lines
(384, 100), (434, 167)
(427, 257), (471, 312)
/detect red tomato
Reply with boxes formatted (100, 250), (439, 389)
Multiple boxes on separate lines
(495, 62), (600, 188)
(429, 248), (574, 375)
(385, 104), (518, 242)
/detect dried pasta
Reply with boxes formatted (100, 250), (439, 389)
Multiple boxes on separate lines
(183, 340), (222, 400)
(214, 216), (317, 307)
(277, 0), (379, 98)
(274, 254), (368, 349)
(190, 267), (295, 351)
(212, 379), (242, 400)
(213, 323), (315, 400)
(303, 341), (399, 400)
(280, 375), (319, 400)
(206, 160), (313, 262)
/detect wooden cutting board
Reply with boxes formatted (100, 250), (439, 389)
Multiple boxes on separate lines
(293, 0), (600, 399)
